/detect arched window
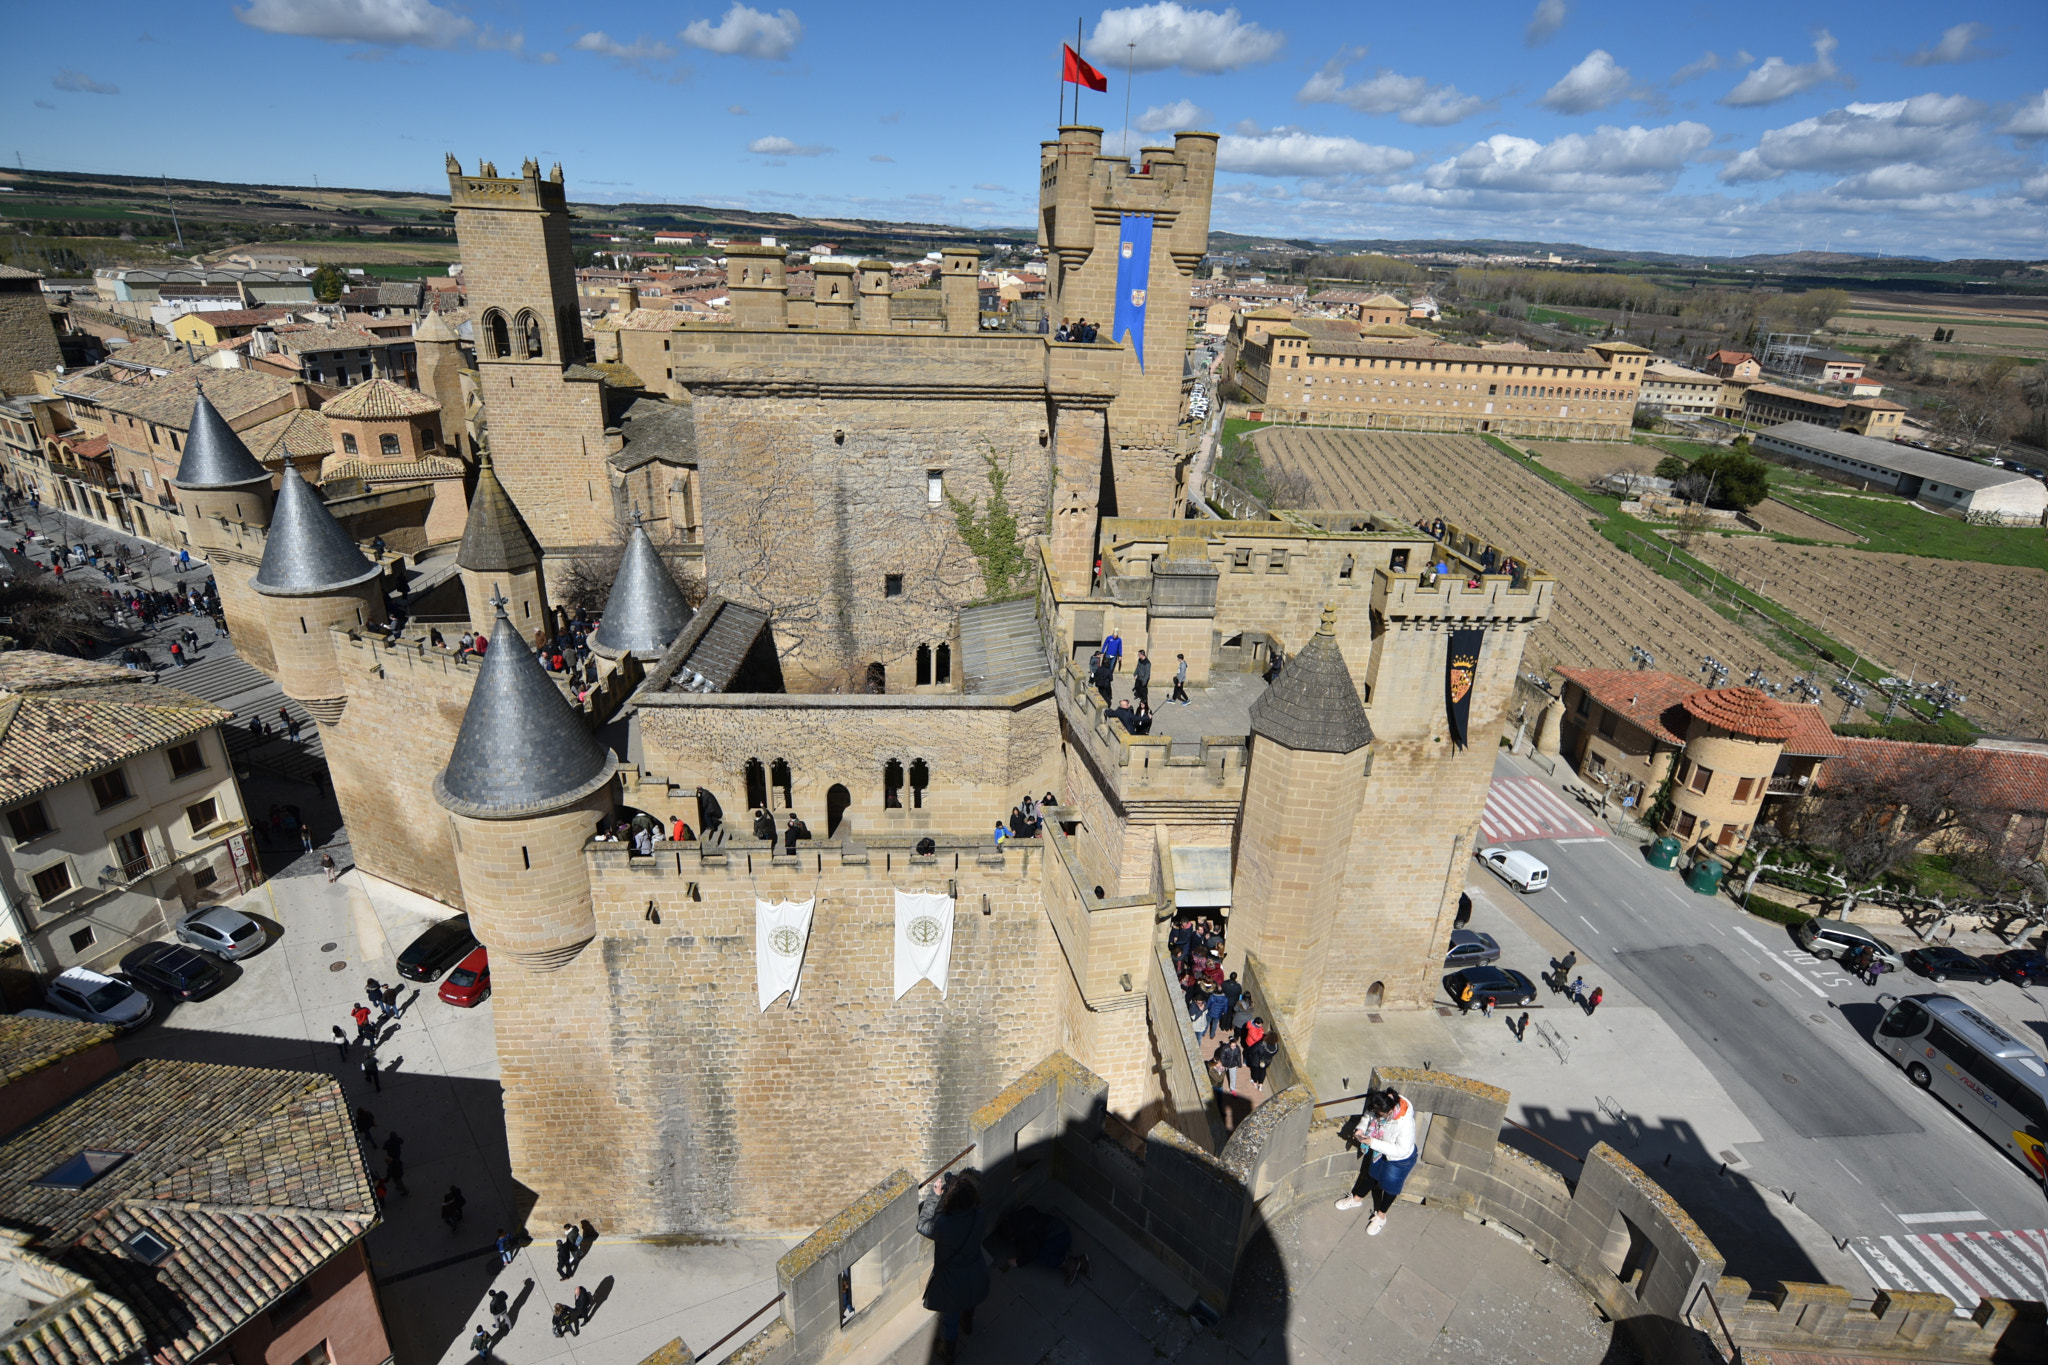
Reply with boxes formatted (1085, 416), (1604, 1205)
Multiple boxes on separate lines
(770, 759), (793, 809)
(379, 433), (401, 456)
(908, 759), (929, 810)
(864, 662), (886, 694)
(915, 644), (932, 687)
(485, 310), (510, 359)
(516, 310), (543, 359)
(935, 644), (951, 685)
(825, 784), (851, 837)
(882, 759), (904, 809)
(743, 758), (767, 813)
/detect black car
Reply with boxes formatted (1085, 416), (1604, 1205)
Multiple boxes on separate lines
(1444, 930), (1501, 969)
(396, 915), (479, 982)
(1901, 946), (1999, 984)
(1988, 949), (2048, 986)
(119, 942), (225, 1002)
(1444, 966), (1538, 1008)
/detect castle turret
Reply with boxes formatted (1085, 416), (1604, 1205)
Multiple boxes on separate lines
(173, 390), (278, 670)
(437, 596), (616, 971)
(412, 309), (468, 457)
(858, 260), (892, 331)
(813, 260), (856, 329)
(249, 465), (387, 723)
(940, 248), (979, 333)
(589, 515), (693, 661)
(456, 451), (547, 639)
(725, 244), (788, 330)
(1229, 604), (1373, 1057)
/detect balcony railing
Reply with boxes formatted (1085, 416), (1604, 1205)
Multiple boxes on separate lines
(1766, 776), (1807, 796)
(121, 850), (154, 880)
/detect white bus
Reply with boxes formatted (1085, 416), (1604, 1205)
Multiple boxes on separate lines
(1876, 994), (2047, 1181)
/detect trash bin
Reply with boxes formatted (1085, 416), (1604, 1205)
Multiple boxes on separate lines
(1647, 836), (1682, 870)
(1687, 858), (1727, 896)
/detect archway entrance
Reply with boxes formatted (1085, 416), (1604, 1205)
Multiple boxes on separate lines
(826, 784), (851, 838)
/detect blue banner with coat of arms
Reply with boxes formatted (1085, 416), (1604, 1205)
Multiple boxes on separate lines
(1113, 212), (1153, 371)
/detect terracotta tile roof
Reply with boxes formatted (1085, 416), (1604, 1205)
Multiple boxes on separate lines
(0, 1231), (147, 1365)
(0, 654), (135, 691)
(0, 653), (233, 805)
(0, 1015), (117, 1087)
(1682, 686), (1794, 741)
(241, 408), (334, 463)
(324, 456), (463, 483)
(608, 307), (690, 332)
(268, 322), (382, 355)
(1777, 702), (1847, 758)
(1822, 738), (2048, 815)
(1308, 338), (1613, 369)
(59, 367), (294, 430)
(1553, 667), (1697, 745)
(58, 433), (110, 459)
(0, 1059), (377, 1365)
(319, 377), (439, 419)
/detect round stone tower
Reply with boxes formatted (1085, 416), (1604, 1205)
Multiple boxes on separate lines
(173, 390), (278, 671)
(1228, 604), (1375, 1057)
(588, 514), (693, 662)
(1669, 687), (1790, 860)
(455, 451), (548, 640)
(249, 465), (387, 724)
(435, 597), (617, 971)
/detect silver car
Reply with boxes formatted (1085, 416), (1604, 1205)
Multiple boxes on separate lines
(177, 906), (266, 960)
(44, 967), (154, 1030)
(1794, 916), (1904, 972)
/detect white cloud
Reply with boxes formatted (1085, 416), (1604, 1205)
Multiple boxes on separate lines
(728, 104), (749, 115)
(1903, 22), (1997, 67)
(1085, 4), (1284, 75)
(1720, 96), (1988, 183)
(1421, 122), (1712, 195)
(1538, 50), (1632, 114)
(1524, 0), (1567, 47)
(682, 5), (802, 60)
(1215, 129), (1415, 177)
(573, 32), (676, 64)
(973, 182), (1009, 192)
(1671, 50), (1749, 87)
(1298, 52), (1486, 126)
(51, 68), (119, 94)
(234, 0), (474, 47)
(1722, 31), (1848, 107)
(869, 154), (894, 163)
(2001, 89), (2048, 141)
(748, 136), (831, 157)
(2022, 170), (2048, 203)
(1136, 98), (1208, 132)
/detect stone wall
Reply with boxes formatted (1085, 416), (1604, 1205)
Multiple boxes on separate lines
(0, 280), (63, 397)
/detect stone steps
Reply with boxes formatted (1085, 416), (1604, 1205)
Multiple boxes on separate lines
(958, 598), (1050, 696)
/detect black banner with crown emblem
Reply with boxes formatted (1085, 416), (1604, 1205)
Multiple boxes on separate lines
(1446, 629), (1484, 749)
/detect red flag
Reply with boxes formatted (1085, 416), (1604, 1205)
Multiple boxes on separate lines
(1062, 43), (1108, 91)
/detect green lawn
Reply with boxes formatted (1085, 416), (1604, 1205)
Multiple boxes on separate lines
(1770, 489), (2048, 569)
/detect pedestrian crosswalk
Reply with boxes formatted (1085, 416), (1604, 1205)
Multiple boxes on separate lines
(1848, 1228), (2047, 1314)
(1479, 777), (1606, 843)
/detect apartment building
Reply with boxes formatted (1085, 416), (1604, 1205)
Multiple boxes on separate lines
(1636, 361), (1721, 419)
(1741, 383), (1905, 437)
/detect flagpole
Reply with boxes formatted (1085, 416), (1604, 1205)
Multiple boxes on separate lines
(1123, 41), (1134, 162)
(1076, 17), (1084, 123)
(1057, 40), (1066, 127)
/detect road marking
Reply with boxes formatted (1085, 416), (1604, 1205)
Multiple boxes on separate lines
(1578, 916), (1601, 935)
(1782, 970), (1829, 1000)
(1550, 890), (1568, 903)
(1704, 922), (1725, 936)
(1879, 1234), (1982, 1309)
(1552, 837), (1606, 844)
(1898, 1211), (1987, 1225)
(1832, 1158), (1863, 1185)
(1733, 926), (1776, 954)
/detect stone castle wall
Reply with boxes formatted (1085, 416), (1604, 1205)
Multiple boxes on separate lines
(0, 281), (63, 397)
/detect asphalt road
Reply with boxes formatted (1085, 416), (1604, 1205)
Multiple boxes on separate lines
(1488, 765), (2048, 1259)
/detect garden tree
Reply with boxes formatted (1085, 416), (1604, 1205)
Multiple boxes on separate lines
(309, 264), (344, 302)
(1652, 454), (1688, 480)
(1787, 743), (2010, 915)
(1882, 335), (1927, 378)
(2018, 363), (2048, 447)
(0, 574), (121, 654)
(1674, 448), (1770, 509)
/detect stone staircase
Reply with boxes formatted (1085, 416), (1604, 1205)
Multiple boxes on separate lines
(958, 598), (1051, 696)
(161, 646), (329, 789)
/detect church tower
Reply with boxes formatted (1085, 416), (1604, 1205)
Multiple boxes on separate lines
(446, 155), (612, 556)
(1229, 604), (1374, 1058)
(455, 451), (547, 640)
(173, 391), (278, 672)
(249, 466), (387, 724)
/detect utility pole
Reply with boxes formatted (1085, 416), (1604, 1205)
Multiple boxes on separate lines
(163, 174), (184, 251)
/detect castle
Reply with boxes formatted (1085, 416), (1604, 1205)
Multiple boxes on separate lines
(173, 126), (1555, 1236)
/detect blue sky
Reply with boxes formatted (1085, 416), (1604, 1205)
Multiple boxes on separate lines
(7, 2), (2046, 258)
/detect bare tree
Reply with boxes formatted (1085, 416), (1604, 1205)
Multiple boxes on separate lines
(1788, 745), (2012, 915)
(1928, 386), (2023, 459)
(553, 529), (706, 623)
(0, 572), (121, 654)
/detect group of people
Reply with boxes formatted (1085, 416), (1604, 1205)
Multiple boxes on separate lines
(994, 793), (1054, 843)
(340, 977), (409, 1094)
(1088, 640), (1191, 720)
(1052, 317), (1103, 343)
(1412, 516), (1524, 587)
(1171, 918), (1278, 1096)
(1544, 952), (1605, 1015)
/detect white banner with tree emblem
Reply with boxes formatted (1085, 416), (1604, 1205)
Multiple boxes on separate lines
(893, 890), (955, 999)
(756, 897), (815, 1011)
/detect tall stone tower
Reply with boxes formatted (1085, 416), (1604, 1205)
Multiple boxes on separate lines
(940, 248), (979, 333)
(455, 452), (547, 639)
(1230, 605), (1374, 1056)
(412, 309), (468, 457)
(1038, 126), (1217, 527)
(446, 155), (611, 555)
(588, 515), (693, 662)
(249, 466), (387, 724)
(436, 598), (617, 1224)
(172, 391), (278, 672)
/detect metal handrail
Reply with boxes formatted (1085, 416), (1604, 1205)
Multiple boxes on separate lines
(920, 1144), (976, 1188)
(1689, 1281), (1742, 1362)
(692, 1292), (786, 1362)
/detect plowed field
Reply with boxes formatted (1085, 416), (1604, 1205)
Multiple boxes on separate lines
(1687, 539), (2048, 734)
(1258, 428), (1792, 680)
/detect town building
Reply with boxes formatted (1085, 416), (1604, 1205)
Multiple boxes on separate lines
(0, 1020), (392, 1365)
(1796, 348), (1866, 382)
(0, 653), (256, 976)
(169, 306), (297, 348)
(1754, 421), (2048, 522)
(1636, 361), (1720, 419)
(248, 320), (413, 389)
(1740, 382), (1905, 437)
(1309, 290), (1412, 325)
(1704, 349), (1761, 380)
(94, 266), (314, 307)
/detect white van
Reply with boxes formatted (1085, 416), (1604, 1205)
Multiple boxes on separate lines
(1478, 845), (1550, 893)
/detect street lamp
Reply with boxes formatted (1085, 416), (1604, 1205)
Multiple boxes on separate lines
(1630, 644), (1655, 671)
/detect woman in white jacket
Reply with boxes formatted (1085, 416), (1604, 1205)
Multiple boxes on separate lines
(1336, 1088), (1418, 1236)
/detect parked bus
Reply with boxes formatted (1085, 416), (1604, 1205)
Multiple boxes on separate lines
(1875, 994), (2048, 1180)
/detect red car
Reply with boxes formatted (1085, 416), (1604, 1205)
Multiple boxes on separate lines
(437, 946), (490, 1007)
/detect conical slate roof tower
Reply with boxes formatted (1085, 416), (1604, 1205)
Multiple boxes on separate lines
(173, 390), (271, 490)
(250, 465), (381, 596)
(1246, 606), (1375, 752)
(590, 515), (693, 659)
(456, 451), (543, 575)
(436, 598), (615, 818)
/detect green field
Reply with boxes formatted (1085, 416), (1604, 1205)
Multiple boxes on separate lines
(1842, 312), (2048, 330)
(1770, 489), (2048, 570)
(0, 201), (170, 220)
(1526, 305), (1601, 332)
